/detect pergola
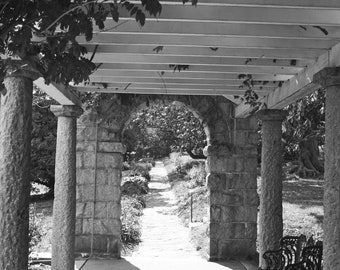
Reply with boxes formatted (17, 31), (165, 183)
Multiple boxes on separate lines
(1, 1), (340, 270)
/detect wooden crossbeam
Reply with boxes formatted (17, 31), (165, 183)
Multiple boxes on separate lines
(115, 4), (340, 26)
(96, 20), (340, 39)
(78, 34), (338, 49)
(34, 78), (81, 106)
(85, 44), (323, 60)
(88, 53), (309, 68)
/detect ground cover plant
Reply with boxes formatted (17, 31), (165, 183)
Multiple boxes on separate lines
(121, 162), (152, 253)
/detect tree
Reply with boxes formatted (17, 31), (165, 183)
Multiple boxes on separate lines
(123, 101), (206, 160)
(283, 89), (325, 177)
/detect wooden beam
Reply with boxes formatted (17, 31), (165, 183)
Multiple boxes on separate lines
(115, 4), (340, 26)
(160, 0), (340, 9)
(34, 78), (81, 106)
(235, 41), (340, 117)
(97, 20), (340, 39)
(88, 53), (309, 68)
(89, 72), (293, 81)
(78, 34), (337, 49)
(85, 44), (323, 60)
(73, 86), (268, 96)
(85, 77), (278, 87)
(94, 64), (301, 75)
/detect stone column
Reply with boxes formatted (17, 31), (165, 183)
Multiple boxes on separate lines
(257, 109), (287, 269)
(51, 105), (83, 270)
(313, 67), (340, 270)
(0, 62), (39, 270)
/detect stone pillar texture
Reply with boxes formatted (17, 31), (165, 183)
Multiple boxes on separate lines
(51, 105), (83, 270)
(75, 112), (123, 257)
(313, 67), (340, 270)
(206, 115), (258, 260)
(257, 109), (287, 269)
(0, 65), (38, 270)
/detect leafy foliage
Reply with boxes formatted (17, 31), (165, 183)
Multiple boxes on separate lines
(283, 89), (325, 161)
(0, 0), (198, 86)
(123, 102), (206, 160)
(31, 88), (57, 195)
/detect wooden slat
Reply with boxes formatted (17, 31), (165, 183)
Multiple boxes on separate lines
(88, 53), (309, 68)
(78, 34), (339, 49)
(73, 86), (268, 96)
(93, 64), (300, 75)
(85, 44), (323, 60)
(85, 77), (277, 87)
(97, 20), (340, 39)
(89, 72), (293, 81)
(160, 0), (340, 9)
(115, 4), (340, 26)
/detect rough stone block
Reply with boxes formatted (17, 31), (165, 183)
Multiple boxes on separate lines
(75, 219), (82, 235)
(244, 157), (258, 173)
(82, 218), (121, 235)
(210, 205), (221, 222)
(204, 144), (233, 157)
(107, 201), (121, 219)
(97, 127), (117, 141)
(98, 142), (126, 154)
(77, 168), (95, 185)
(96, 184), (121, 202)
(210, 191), (244, 206)
(210, 222), (245, 240)
(243, 190), (259, 206)
(207, 173), (226, 191)
(245, 222), (257, 239)
(82, 152), (96, 168)
(221, 206), (257, 223)
(75, 235), (121, 257)
(79, 184), (95, 202)
(97, 153), (122, 169)
(106, 169), (121, 186)
(218, 239), (257, 260)
(235, 157), (244, 172)
(234, 130), (249, 146)
(76, 141), (96, 152)
(225, 173), (257, 189)
(76, 152), (83, 169)
(210, 239), (219, 258)
(77, 126), (96, 141)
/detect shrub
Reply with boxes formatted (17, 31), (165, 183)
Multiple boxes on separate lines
(29, 208), (46, 254)
(121, 176), (149, 197)
(186, 162), (206, 187)
(121, 196), (143, 250)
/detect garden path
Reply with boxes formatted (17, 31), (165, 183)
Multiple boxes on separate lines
(76, 161), (256, 270)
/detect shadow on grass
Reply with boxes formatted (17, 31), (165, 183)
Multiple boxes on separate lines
(283, 179), (323, 207)
(309, 212), (324, 224)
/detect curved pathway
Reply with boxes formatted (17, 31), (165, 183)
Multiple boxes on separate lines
(76, 161), (256, 270)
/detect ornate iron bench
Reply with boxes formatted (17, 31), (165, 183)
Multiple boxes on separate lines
(286, 244), (323, 270)
(262, 235), (307, 270)
(262, 235), (323, 270)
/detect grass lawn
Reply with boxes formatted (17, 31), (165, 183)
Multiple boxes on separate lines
(282, 178), (324, 240)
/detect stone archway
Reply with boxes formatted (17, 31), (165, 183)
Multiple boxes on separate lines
(75, 94), (258, 261)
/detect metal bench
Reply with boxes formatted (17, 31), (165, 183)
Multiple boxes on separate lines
(262, 235), (323, 270)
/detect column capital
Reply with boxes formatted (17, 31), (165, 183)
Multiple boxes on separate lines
(313, 67), (340, 88)
(256, 109), (288, 122)
(51, 105), (83, 118)
(4, 59), (40, 81)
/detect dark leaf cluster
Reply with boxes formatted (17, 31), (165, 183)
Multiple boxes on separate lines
(0, 0), (164, 86)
